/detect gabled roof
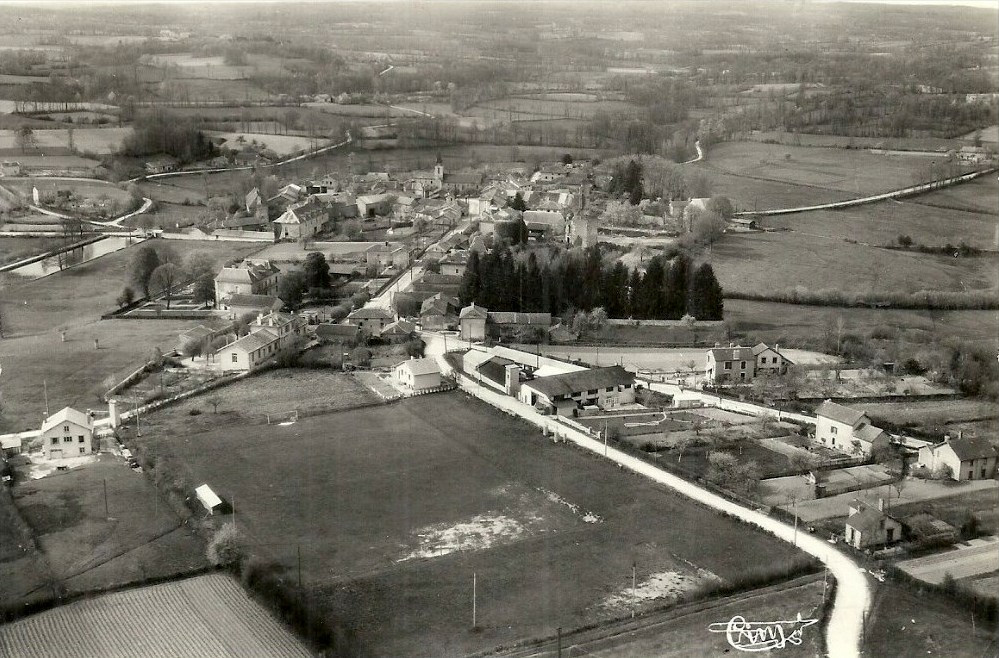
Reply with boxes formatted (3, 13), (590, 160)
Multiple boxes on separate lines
(845, 505), (897, 536)
(180, 325), (215, 342)
(348, 307), (394, 320)
(397, 357), (441, 376)
(751, 342), (790, 359)
(225, 293), (282, 310)
(935, 436), (998, 462)
(245, 187), (261, 211)
(273, 197), (327, 225)
(316, 323), (360, 339)
(477, 356), (515, 386)
(815, 400), (868, 427)
(707, 346), (755, 362)
(195, 484), (222, 509)
(525, 366), (635, 399)
(855, 424), (887, 444)
(443, 172), (484, 185)
(487, 312), (552, 326)
(357, 193), (394, 204)
(523, 210), (565, 226)
(225, 328), (278, 353)
(40, 407), (92, 434)
(460, 303), (489, 319)
(382, 319), (416, 335)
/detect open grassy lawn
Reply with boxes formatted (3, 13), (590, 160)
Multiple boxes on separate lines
(761, 196), (999, 250)
(128, 201), (202, 229)
(0, 236), (68, 267)
(0, 239), (263, 427)
(912, 175), (999, 217)
(724, 299), (999, 350)
(707, 231), (997, 296)
(136, 392), (811, 657)
(10, 455), (207, 596)
(865, 580), (997, 658)
(3, 178), (131, 206)
(0, 127), (130, 154)
(137, 179), (208, 204)
(855, 399), (998, 432)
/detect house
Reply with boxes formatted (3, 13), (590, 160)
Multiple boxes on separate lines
(220, 293), (283, 319)
(752, 343), (793, 376)
(918, 435), (998, 481)
(177, 324), (219, 354)
(487, 311), (552, 341)
(420, 293), (459, 331)
(957, 145), (991, 164)
(844, 499), (902, 549)
(214, 260), (280, 306)
(234, 151), (260, 167)
(459, 303), (489, 341)
(346, 307), (395, 334)
(39, 407), (94, 460)
(523, 210), (567, 237)
(365, 242), (410, 270)
(380, 319), (416, 342)
(270, 183), (304, 204)
(216, 312), (306, 372)
(414, 273), (463, 296)
(195, 484), (223, 515)
(144, 154), (180, 175)
(272, 197), (328, 240)
(357, 193), (394, 218)
(705, 345), (756, 383)
(316, 323), (360, 344)
(567, 215), (598, 248)
(439, 251), (469, 277)
(0, 161), (22, 176)
(814, 400), (888, 455)
(394, 357), (442, 391)
(518, 365), (636, 414)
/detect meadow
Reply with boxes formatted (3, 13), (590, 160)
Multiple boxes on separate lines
(0, 126), (130, 154)
(204, 131), (330, 156)
(136, 392), (812, 657)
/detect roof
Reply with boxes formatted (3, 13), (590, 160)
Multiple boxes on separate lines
(397, 358), (441, 376)
(477, 356), (515, 386)
(348, 307), (394, 320)
(273, 198), (327, 225)
(223, 328), (278, 354)
(443, 172), (484, 185)
(488, 312), (552, 326)
(524, 366), (635, 399)
(460, 303), (489, 319)
(845, 505), (897, 536)
(215, 262), (279, 285)
(180, 325), (215, 342)
(707, 346), (755, 362)
(40, 407), (92, 434)
(195, 484), (222, 509)
(815, 400), (868, 427)
(225, 293), (281, 310)
(316, 323), (360, 339)
(855, 424), (887, 444)
(935, 436), (998, 462)
(357, 193), (393, 204)
(522, 210), (565, 226)
(382, 319), (416, 335)
(751, 342), (792, 363)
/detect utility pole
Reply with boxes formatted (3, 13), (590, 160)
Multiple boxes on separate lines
(556, 627), (562, 658)
(632, 562), (637, 619)
(103, 478), (109, 518)
(472, 572), (477, 629)
(604, 420), (608, 456)
(297, 545), (302, 589)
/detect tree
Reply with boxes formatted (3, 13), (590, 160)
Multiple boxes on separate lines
(187, 252), (217, 306)
(207, 522), (243, 569)
(561, 153), (574, 165)
(129, 245), (160, 298)
(14, 126), (36, 153)
(349, 346), (372, 368)
(206, 392), (223, 414)
(687, 263), (723, 320)
(149, 263), (182, 309)
(116, 286), (135, 308)
(303, 252), (331, 290)
(897, 234), (913, 249)
(510, 191), (527, 212)
(278, 271), (307, 309)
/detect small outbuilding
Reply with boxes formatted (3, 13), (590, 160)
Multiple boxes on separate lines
(195, 484), (223, 515)
(395, 357), (442, 391)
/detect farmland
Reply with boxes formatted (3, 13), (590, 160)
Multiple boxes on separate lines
(204, 131), (331, 156)
(0, 573), (312, 658)
(0, 127), (130, 154)
(135, 392), (813, 656)
(0, 236), (67, 266)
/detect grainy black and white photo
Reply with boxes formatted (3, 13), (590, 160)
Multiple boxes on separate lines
(0, 1), (996, 656)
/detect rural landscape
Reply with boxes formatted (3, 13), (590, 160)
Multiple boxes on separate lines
(0, 1), (996, 657)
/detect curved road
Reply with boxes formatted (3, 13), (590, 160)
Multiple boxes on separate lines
(423, 333), (871, 658)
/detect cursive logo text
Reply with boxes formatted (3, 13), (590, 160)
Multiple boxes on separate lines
(707, 613), (819, 652)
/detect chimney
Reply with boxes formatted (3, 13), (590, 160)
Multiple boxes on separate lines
(877, 498), (885, 512)
(957, 430), (963, 440)
(108, 399), (120, 429)
(944, 434), (950, 443)
(256, 312), (264, 325)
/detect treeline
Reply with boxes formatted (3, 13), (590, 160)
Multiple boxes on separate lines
(459, 245), (723, 321)
(119, 111), (217, 162)
(725, 288), (999, 311)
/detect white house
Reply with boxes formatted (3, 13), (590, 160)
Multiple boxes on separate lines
(705, 346), (756, 383)
(518, 366), (636, 415)
(39, 407), (94, 460)
(272, 197), (328, 240)
(217, 312), (305, 373)
(346, 307), (395, 334)
(814, 399), (888, 455)
(214, 260), (280, 306)
(752, 343), (793, 376)
(844, 499), (902, 549)
(918, 436), (998, 481)
(459, 303), (489, 341)
(394, 357), (442, 391)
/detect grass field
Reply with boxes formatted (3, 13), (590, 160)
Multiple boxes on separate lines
(0, 127), (129, 154)
(11, 454), (207, 594)
(204, 131), (330, 155)
(0, 573), (312, 658)
(707, 231), (997, 296)
(0, 239), (263, 427)
(3, 178), (131, 207)
(0, 236), (67, 266)
(855, 399), (998, 432)
(472, 97), (640, 122)
(127, 201), (202, 229)
(137, 180), (208, 204)
(135, 392), (812, 656)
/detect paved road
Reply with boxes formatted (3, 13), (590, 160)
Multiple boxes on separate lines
(896, 537), (999, 584)
(423, 334), (870, 658)
(369, 265), (425, 310)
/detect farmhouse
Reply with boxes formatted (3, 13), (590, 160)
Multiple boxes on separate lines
(918, 436), (998, 481)
(272, 197), (328, 240)
(365, 242), (410, 269)
(439, 251), (469, 277)
(219, 293), (282, 319)
(346, 306), (395, 334)
(752, 343), (792, 376)
(357, 193), (394, 218)
(814, 400), (888, 456)
(523, 210), (567, 237)
(420, 293), (459, 331)
(459, 303), (489, 341)
(316, 323), (360, 344)
(217, 312), (306, 373)
(144, 154), (180, 175)
(214, 260), (280, 305)
(518, 366), (636, 415)
(705, 345), (756, 383)
(39, 407), (94, 460)
(380, 319), (416, 342)
(957, 145), (993, 164)
(844, 499), (902, 549)
(394, 357), (442, 391)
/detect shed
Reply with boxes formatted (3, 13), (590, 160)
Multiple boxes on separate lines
(195, 484), (223, 514)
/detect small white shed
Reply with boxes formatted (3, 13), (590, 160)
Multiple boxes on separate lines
(195, 484), (223, 514)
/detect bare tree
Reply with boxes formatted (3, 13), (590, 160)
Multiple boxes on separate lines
(149, 263), (183, 309)
(206, 392), (223, 414)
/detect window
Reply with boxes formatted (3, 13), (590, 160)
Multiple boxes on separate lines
(78, 436), (85, 443)
(886, 527), (894, 542)
(51, 437), (58, 445)
(606, 387), (614, 392)
(983, 467), (988, 478)
(63, 425), (69, 432)
(588, 389), (598, 395)
(63, 436), (72, 443)
(831, 426), (838, 435)
(725, 362), (732, 370)
(740, 361), (746, 369)
(79, 447), (86, 455)
(232, 353), (238, 363)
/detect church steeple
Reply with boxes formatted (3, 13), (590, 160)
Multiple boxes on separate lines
(434, 153), (445, 182)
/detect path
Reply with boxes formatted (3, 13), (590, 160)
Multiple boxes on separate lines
(733, 167), (997, 217)
(679, 140), (703, 165)
(423, 333), (870, 658)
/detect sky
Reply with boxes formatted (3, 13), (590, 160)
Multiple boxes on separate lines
(0, 0), (995, 5)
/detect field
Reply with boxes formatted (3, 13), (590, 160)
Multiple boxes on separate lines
(136, 392), (812, 656)
(0, 239), (263, 427)
(0, 573), (312, 658)
(0, 126), (130, 154)
(304, 102), (412, 118)
(0, 236), (67, 266)
(136, 179), (208, 204)
(912, 175), (999, 217)
(854, 399), (998, 433)
(896, 538), (999, 585)
(3, 178), (132, 207)
(724, 299), (999, 350)
(707, 230), (997, 297)
(468, 96), (641, 123)
(10, 454), (207, 595)
(204, 131), (330, 156)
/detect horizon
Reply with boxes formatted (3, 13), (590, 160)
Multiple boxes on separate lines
(0, 0), (995, 8)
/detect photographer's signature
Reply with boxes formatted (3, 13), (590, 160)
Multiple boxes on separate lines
(708, 613), (819, 652)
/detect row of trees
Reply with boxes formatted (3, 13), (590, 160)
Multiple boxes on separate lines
(119, 110), (217, 162)
(126, 244), (216, 309)
(459, 245), (723, 321)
